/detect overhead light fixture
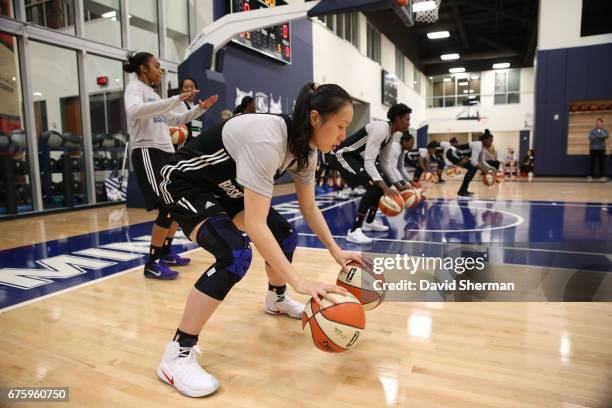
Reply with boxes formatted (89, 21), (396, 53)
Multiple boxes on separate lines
(449, 67), (465, 73)
(468, 95), (476, 99)
(102, 11), (116, 19)
(458, 81), (468, 86)
(441, 53), (460, 61)
(469, 89), (475, 93)
(427, 30), (450, 40)
(11, 76), (16, 81)
(493, 62), (510, 69)
(471, 75), (479, 79)
(428, 76), (433, 80)
(33, 92), (42, 97)
(443, 77), (452, 82)
(413, 1), (437, 12)
(463, 90), (468, 94)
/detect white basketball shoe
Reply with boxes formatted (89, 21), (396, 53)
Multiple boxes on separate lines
(264, 290), (305, 319)
(362, 218), (389, 232)
(346, 228), (373, 244)
(157, 342), (220, 397)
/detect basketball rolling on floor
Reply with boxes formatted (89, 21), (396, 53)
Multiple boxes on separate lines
(1, 181), (611, 407)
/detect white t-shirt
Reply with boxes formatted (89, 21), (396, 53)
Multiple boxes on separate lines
(222, 114), (317, 198)
(363, 121), (393, 182)
(124, 79), (206, 153)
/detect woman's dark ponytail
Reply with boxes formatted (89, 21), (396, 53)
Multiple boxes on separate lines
(233, 96), (254, 114)
(123, 51), (153, 74)
(291, 82), (351, 171)
(480, 128), (493, 141)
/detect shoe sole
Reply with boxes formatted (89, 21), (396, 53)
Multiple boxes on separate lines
(156, 366), (219, 397)
(144, 273), (179, 280)
(264, 307), (301, 319)
(346, 237), (373, 245)
(362, 227), (389, 232)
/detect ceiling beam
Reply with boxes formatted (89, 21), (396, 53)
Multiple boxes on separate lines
(462, 2), (530, 24)
(420, 50), (522, 65)
(449, 0), (469, 49)
(470, 34), (516, 52)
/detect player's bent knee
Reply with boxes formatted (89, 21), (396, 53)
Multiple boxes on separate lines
(194, 214), (253, 300)
(155, 207), (172, 228)
(268, 213), (297, 262)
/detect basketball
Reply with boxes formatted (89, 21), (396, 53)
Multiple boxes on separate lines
(400, 188), (419, 209)
(482, 173), (496, 186)
(424, 172), (437, 183)
(569, 104), (578, 112)
(379, 194), (404, 216)
(579, 104), (589, 111)
(598, 103), (607, 111)
(170, 125), (188, 145)
(589, 104), (598, 111)
(418, 188), (427, 202)
(301, 292), (366, 353)
(336, 260), (385, 311)
(495, 171), (505, 183)
(445, 167), (456, 177)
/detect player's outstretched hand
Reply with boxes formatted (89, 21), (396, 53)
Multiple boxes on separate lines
(294, 279), (347, 306)
(199, 94), (219, 110)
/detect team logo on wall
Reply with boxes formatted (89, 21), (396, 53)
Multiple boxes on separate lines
(235, 88), (253, 107)
(255, 91), (269, 113)
(269, 94), (283, 114)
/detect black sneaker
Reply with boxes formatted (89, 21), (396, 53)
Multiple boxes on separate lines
(457, 190), (472, 197)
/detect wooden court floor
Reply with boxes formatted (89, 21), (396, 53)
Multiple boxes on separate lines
(1, 179), (611, 407)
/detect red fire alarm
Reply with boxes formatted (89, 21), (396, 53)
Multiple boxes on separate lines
(97, 76), (108, 86)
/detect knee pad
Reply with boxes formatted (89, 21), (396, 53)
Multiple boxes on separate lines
(268, 211), (297, 262)
(155, 207), (172, 228)
(194, 214), (252, 300)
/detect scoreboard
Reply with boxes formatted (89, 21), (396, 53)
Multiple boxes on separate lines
(230, 0), (292, 64)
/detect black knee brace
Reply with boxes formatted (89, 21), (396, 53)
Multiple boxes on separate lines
(267, 210), (297, 262)
(194, 214), (252, 300)
(155, 207), (172, 228)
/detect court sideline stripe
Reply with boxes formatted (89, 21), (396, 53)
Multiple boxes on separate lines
(0, 248), (203, 314)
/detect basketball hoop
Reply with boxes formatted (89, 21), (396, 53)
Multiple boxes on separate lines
(414, 0), (441, 23)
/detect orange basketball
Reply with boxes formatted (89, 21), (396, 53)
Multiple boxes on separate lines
(336, 260), (385, 311)
(424, 172), (438, 183)
(417, 188), (427, 202)
(302, 292), (366, 352)
(400, 188), (419, 209)
(569, 104), (578, 112)
(482, 173), (496, 187)
(379, 194), (404, 216)
(579, 104), (589, 112)
(589, 104), (598, 112)
(169, 125), (188, 144)
(445, 167), (456, 177)
(597, 104), (607, 111)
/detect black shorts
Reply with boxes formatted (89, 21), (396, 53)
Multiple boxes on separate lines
(131, 147), (172, 211)
(328, 153), (372, 188)
(163, 176), (291, 239)
(446, 149), (465, 166)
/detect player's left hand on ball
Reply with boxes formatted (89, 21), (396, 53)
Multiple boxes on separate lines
(199, 94), (219, 109)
